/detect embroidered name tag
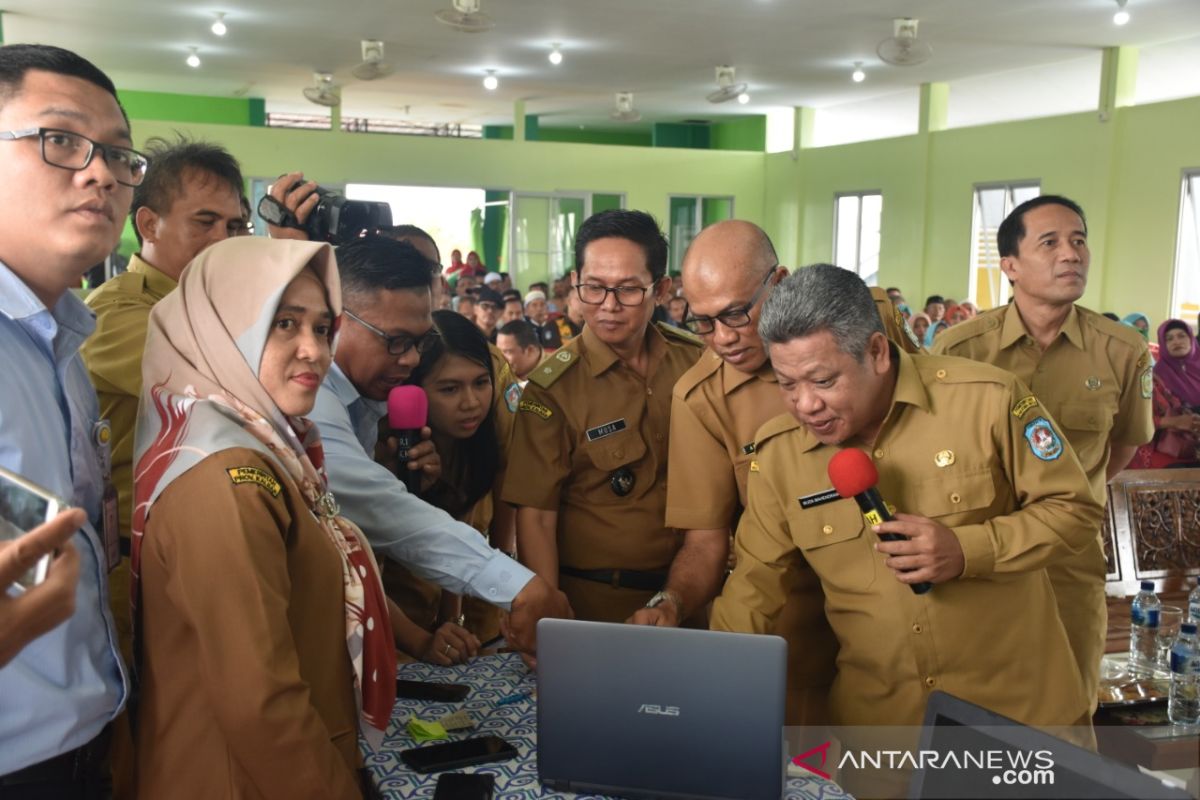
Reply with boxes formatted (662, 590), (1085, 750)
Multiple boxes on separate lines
(586, 418), (627, 442)
(798, 487), (841, 509)
(518, 399), (553, 419)
(227, 466), (281, 497)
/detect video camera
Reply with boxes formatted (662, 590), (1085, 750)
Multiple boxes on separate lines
(257, 183), (392, 245)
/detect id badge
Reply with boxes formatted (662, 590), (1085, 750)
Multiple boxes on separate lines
(93, 420), (121, 571)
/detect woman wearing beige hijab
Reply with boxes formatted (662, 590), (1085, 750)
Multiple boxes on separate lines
(130, 237), (393, 799)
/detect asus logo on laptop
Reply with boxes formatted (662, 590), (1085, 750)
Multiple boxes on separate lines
(637, 704), (680, 717)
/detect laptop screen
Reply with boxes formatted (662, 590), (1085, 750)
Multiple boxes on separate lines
(536, 619), (788, 800)
(910, 692), (1191, 800)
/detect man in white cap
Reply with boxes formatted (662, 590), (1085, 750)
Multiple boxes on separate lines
(524, 289), (563, 350)
(483, 271), (503, 288)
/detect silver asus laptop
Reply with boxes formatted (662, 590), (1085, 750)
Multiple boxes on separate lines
(536, 619), (787, 800)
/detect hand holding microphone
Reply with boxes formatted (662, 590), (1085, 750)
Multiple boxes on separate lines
(387, 385), (431, 494)
(828, 448), (959, 594)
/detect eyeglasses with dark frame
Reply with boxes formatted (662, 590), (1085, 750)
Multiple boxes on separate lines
(0, 127), (150, 187)
(683, 266), (778, 335)
(343, 309), (439, 356)
(574, 281), (657, 307)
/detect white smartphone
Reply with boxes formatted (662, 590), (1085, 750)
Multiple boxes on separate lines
(0, 466), (64, 591)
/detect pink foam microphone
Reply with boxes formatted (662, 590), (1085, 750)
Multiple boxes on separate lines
(387, 385), (429, 494)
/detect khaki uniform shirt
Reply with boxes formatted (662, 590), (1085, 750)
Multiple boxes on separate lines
(711, 350), (1103, 729)
(666, 290), (919, 723)
(933, 303), (1153, 704)
(137, 448), (361, 800)
(502, 322), (703, 621)
(82, 254), (177, 537)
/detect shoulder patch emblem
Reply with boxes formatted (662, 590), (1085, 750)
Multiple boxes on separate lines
(1136, 352), (1149, 371)
(900, 311), (922, 350)
(503, 382), (522, 413)
(1141, 368), (1152, 399)
(1023, 417), (1064, 462)
(556, 350), (573, 363)
(1011, 395), (1038, 418)
(227, 466), (281, 497)
(518, 399), (553, 419)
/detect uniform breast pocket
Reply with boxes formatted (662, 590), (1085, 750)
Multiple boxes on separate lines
(788, 500), (873, 592)
(583, 432), (648, 501)
(914, 468), (998, 528)
(1056, 400), (1113, 471)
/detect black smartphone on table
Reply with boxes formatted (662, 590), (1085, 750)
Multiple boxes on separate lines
(400, 735), (517, 774)
(433, 771), (495, 800)
(395, 679), (470, 702)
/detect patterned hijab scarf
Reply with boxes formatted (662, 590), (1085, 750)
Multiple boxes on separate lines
(1155, 319), (1200, 407)
(131, 236), (396, 734)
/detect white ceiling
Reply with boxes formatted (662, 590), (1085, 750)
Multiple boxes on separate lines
(4, 0), (1200, 132)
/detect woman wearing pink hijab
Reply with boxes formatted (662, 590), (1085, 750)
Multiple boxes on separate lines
(1131, 319), (1200, 468)
(131, 237), (394, 798)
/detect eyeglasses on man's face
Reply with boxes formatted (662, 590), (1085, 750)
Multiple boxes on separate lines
(344, 309), (439, 356)
(683, 266), (778, 335)
(0, 127), (150, 187)
(574, 281), (656, 307)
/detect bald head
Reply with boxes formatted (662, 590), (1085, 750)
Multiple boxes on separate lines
(681, 220), (777, 288)
(679, 220), (784, 373)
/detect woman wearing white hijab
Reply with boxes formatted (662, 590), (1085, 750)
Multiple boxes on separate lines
(130, 237), (394, 799)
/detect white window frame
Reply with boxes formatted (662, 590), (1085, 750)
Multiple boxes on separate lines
(833, 191), (883, 286)
(1171, 169), (1200, 325)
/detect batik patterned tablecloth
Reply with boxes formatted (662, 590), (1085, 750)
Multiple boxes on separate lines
(362, 652), (852, 799)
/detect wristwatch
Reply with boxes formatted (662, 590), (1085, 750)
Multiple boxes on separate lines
(645, 589), (682, 616)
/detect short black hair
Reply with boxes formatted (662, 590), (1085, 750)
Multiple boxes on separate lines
(574, 209), (668, 282)
(997, 194), (1087, 259)
(924, 295), (945, 307)
(131, 135), (244, 245)
(501, 289), (521, 303)
(0, 44), (123, 120)
(529, 281), (550, 295)
(497, 318), (540, 350)
(380, 224), (440, 264)
(336, 235), (433, 301)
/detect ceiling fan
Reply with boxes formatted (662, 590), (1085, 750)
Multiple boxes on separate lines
(351, 40), (394, 81)
(435, 0), (494, 33)
(610, 92), (642, 123)
(302, 72), (341, 107)
(707, 65), (747, 104)
(877, 18), (933, 66)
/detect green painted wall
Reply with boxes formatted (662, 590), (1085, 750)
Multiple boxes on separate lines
(652, 123), (710, 149)
(126, 118), (765, 239)
(118, 90), (265, 126)
(711, 116), (766, 152)
(482, 125), (651, 147)
(776, 95), (1200, 320)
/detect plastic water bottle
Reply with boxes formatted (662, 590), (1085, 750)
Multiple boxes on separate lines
(1168, 622), (1199, 726)
(1188, 576), (1200, 625)
(1129, 581), (1161, 677)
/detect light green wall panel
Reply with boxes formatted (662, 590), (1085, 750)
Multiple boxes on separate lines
(127, 119), (765, 232)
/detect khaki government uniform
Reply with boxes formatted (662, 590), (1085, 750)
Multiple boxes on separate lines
(502, 322), (703, 622)
(934, 304), (1153, 708)
(137, 449), (362, 799)
(666, 286), (920, 725)
(711, 350), (1102, 734)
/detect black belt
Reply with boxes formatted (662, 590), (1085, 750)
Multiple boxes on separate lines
(0, 725), (111, 787)
(559, 566), (667, 591)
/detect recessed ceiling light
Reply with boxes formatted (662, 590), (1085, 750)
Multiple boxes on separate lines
(483, 70), (498, 90)
(737, 92), (750, 104)
(549, 44), (563, 66)
(211, 13), (227, 36)
(186, 47), (201, 68)
(1113, 0), (1130, 25)
(852, 61), (866, 83)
